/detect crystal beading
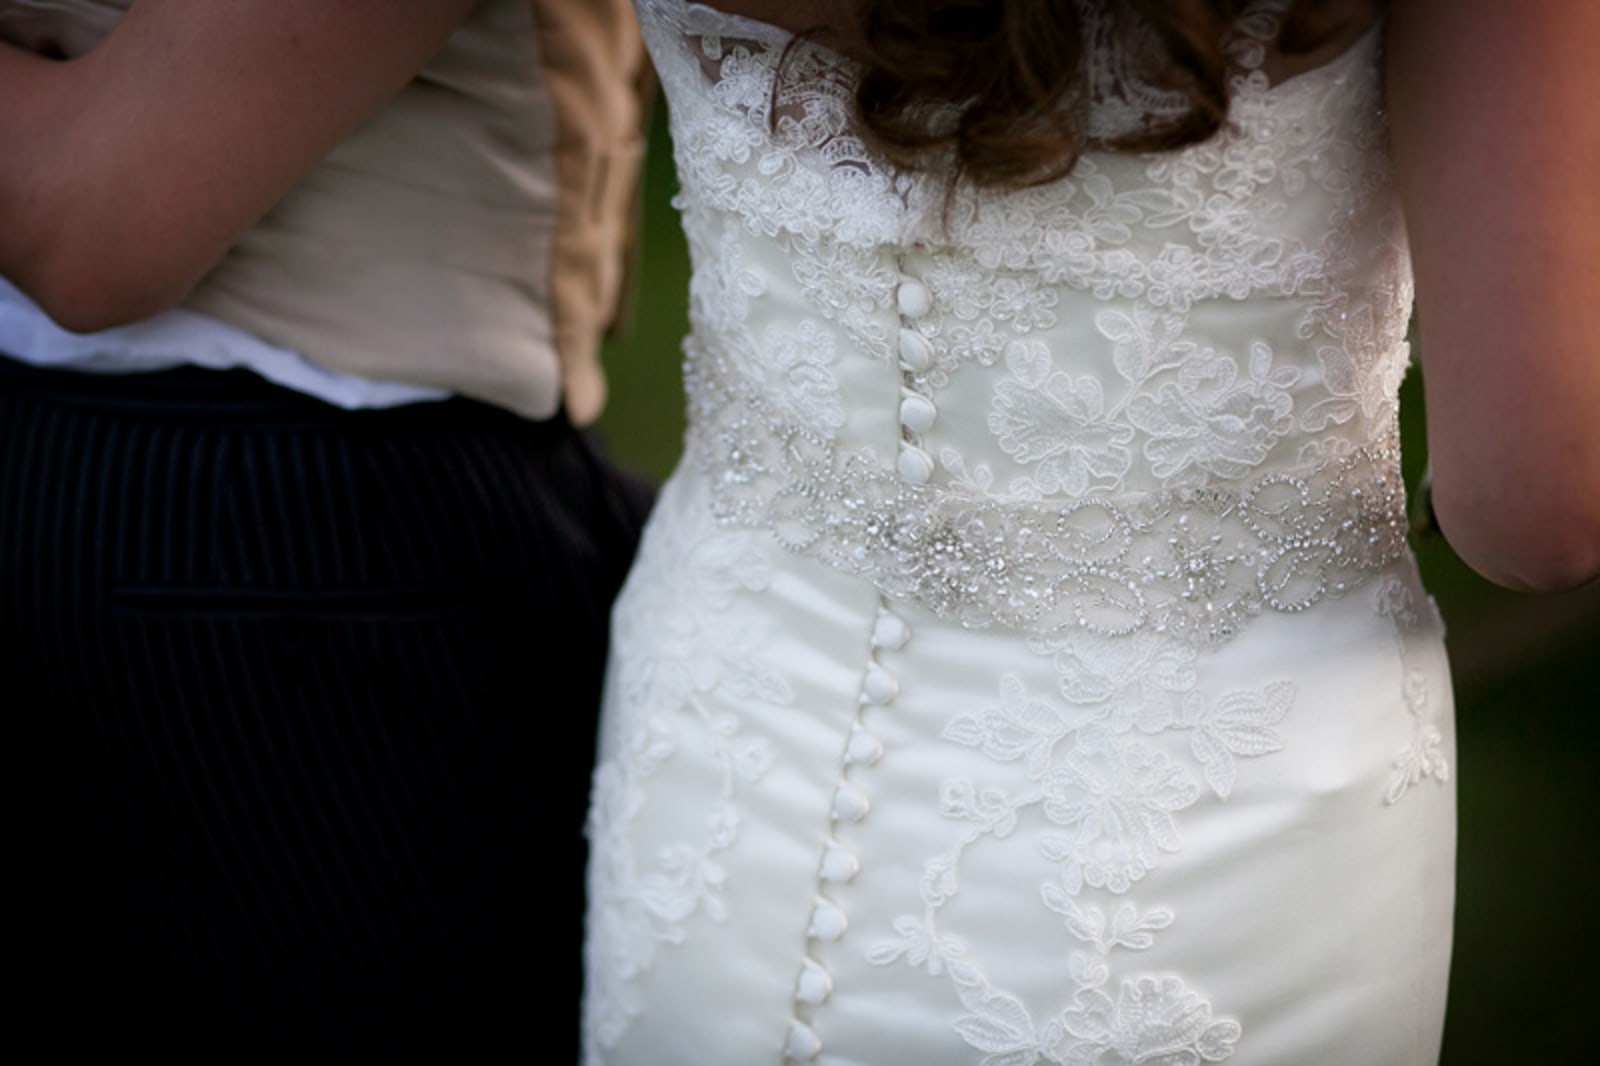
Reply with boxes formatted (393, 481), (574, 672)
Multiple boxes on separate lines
(690, 345), (1408, 645)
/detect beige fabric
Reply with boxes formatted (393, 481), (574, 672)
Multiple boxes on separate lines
(533, 0), (653, 424)
(1, 0), (650, 422)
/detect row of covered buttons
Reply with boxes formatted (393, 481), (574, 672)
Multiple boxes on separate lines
(784, 604), (911, 1062)
(896, 276), (937, 484)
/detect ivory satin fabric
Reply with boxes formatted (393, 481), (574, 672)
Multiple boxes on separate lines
(582, 3), (1456, 1063)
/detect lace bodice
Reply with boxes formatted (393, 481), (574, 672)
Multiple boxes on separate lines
(639, 0), (1414, 644)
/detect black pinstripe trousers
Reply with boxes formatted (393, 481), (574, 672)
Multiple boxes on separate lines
(1, 358), (652, 1058)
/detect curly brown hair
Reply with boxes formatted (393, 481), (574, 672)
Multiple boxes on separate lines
(840, 0), (1383, 188)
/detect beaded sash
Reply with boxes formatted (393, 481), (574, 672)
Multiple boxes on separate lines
(688, 345), (1409, 644)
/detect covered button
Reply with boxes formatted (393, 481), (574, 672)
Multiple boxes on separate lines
(808, 898), (849, 941)
(896, 278), (932, 318)
(785, 1020), (822, 1060)
(832, 780), (870, 822)
(899, 393), (937, 433)
(896, 444), (934, 484)
(795, 958), (834, 1005)
(861, 662), (898, 705)
(820, 841), (860, 883)
(871, 610), (911, 650)
(845, 728), (885, 766)
(897, 329), (934, 371)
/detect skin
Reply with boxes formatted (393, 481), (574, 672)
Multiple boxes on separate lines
(1388, 0), (1600, 591)
(0, 0), (478, 332)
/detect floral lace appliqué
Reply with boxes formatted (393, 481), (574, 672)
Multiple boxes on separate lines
(1376, 574), (1450, 805)
(872, 648), (1292, 1065)
(621, 2), (1432, 1062)
(584, 511), (793, 1052)
(644, 0), (1413, 648)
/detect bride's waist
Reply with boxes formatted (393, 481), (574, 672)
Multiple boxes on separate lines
(683, 394), (1409, 644)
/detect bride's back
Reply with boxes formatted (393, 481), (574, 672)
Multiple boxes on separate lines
(640, 0), (1409, 639)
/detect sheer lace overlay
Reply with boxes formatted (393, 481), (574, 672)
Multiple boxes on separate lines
(691, 354), (1407, 643)
(587, 5), (1450, 1064)
(644, 0), (1413, 644)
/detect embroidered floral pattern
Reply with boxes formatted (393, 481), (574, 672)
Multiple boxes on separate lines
(585, 497), (793, 1049)
(872, 659), (1293, 1063)
(689, 368), (1409, 641)
(1058, 976), (1242, 1066)
(588, 2), (1442, 1061)
(991, 341), (1137, 496)
(639, 0), (1413, 645)
(1376, 574), (1451, 804)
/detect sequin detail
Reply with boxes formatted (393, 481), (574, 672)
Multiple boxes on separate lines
(690, 354), (1408, 643)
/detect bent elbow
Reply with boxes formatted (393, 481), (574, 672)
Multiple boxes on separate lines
(1485, 544), (1600, 594)
(16, 253), (191, 335)
(1521, 541), (1600, 593)
(1435, 492), (1600, 593)
(42, 295), (173, 336)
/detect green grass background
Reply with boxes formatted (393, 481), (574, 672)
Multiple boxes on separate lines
(600, 105), (1600, 1065)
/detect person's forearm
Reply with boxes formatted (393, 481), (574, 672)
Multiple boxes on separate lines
(0, 41), (77, 313)
(0, 1), (478, 333)
(1390, 0), (1600, 591)
(0, 36), (195, 331)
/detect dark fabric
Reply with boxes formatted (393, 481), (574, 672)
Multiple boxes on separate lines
(1, 359), (653, 1058)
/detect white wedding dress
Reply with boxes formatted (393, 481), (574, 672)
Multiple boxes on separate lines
(584, 2), (1455, 1063)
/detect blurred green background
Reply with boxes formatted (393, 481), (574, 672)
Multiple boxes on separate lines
(600, 104), (1600, 1065)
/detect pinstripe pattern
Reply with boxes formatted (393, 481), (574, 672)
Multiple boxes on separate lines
(2, 360), (650, 1056)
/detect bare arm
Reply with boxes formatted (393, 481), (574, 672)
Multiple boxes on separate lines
(0, 0), (477, 332)
(1388, 0), (1600, 591)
